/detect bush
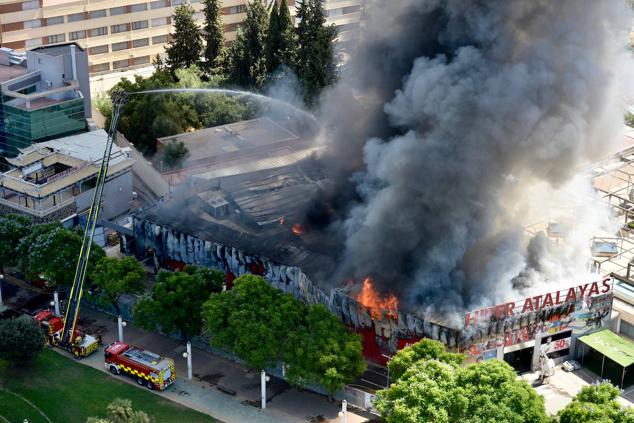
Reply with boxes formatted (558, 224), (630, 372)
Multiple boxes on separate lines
(0, 316), (45, 364)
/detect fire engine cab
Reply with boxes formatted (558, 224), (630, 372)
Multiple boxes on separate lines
(105, 341), (175, 390)
(33, 309), (100, 358)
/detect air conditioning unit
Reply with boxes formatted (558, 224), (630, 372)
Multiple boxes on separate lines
(44, 80), (53, 88)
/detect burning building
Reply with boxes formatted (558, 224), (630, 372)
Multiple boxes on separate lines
(130, 156), (614, 368)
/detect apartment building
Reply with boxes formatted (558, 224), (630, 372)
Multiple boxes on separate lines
(0, 0), (361, 77)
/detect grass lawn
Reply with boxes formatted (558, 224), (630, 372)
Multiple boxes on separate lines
(0, 349), (216, 423)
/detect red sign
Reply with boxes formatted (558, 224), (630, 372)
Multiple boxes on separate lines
(465, 278), (612, 327)
(543, 337), (571, 354)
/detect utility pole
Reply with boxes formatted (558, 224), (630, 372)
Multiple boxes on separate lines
(53, 291), (60, 315)
(338, 399), (347, 423)
(183, 341), (192, 380)
(117, 315), (126, 342)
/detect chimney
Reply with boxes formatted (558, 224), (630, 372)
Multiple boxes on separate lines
(70, 44), (78, 80)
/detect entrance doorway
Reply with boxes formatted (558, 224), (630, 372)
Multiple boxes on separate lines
(504, 347), (534, 373)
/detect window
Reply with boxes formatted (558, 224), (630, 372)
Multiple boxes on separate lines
(110, 6), (127, 15)
(24, 19), (41, 28)
(225, 4), (246, 14)
(69, 30), (86, 41)
(112, 41), (128, 51)
(171, 0), (184, 5)
(151, 17), (169, 27)
(89, 27), (108, 37)
(152, 34), (168, 44)
(21, 0), (39, 10)
(130, 2), (147, 12)
(342, 5), (360, 14)
(47, 34), (65, 44)
(190, 0), (200, 3)
(224, 22), (240, 32)
(132, 38), (149, 48)
(45, 16), (64, 26)
(150, 0), (167, 9)
(131, 20), (148, 30)
(113, 59), (129, 69)
(90, 63), (110, 73)
(90, 45), (109, 54)
(25, 38), (43, 48)
(89, 9), (106, 18)
(67, 12), (85, 22)
(132, 55), (150, 65)
(111, 23), (129, 34)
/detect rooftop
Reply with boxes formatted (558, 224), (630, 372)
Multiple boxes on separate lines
(156, 117), (320, 184)
(0, 63), (27, 85)
(136, 160), (339, 281)
(1, 129), (134, 198)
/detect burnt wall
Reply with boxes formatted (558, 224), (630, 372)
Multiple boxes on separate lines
(132, 215), (461, 362)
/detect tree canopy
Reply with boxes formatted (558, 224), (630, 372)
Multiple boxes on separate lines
(133, 266), (224, 341)
(0, 316), (45, 364)
(202, 0), (225, 73)
(388, 338), (464, 381)
(91, 256), (146, 315)
(166, 5), (203, 71)
(0, 214), (31, 272)
(374, 339), (548, 423)
(110, 66), (255, 155)
(295, 0), (338, 103)
(228, 0), (269, 89)
(558, 383), (634, 423)
(18, 224), (105, 287)
(203, 274), (366, 395)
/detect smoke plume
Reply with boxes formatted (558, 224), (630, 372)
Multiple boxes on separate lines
(317, 0), (632, 315)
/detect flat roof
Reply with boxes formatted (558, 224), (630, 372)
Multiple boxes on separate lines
(579, 329), (634, 367)
(0, 64), (27, 84)
(1, 130), (134, 197)
(157, 117), (301, 167)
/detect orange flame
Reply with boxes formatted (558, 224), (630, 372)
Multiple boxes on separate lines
(356, 277), (398, 319)
(292, 224), (303, 236)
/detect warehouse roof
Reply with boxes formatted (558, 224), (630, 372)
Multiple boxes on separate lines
(578, 329), (634, 367)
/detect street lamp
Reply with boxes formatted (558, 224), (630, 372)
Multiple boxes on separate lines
(117, 315), (127, 342)
(261, 370), (270, 409)
(337, 400), (347, 423)
(182, 341), (192, 380)
(50, 291), (60, 315)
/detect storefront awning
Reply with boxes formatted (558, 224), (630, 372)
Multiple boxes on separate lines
(578, 329), (634, 367)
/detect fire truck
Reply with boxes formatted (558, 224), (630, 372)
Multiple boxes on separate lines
(105, 341), (175, 390)
(33, 309), (100, 358)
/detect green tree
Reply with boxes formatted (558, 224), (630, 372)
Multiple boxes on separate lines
(86, 398), (151, 423)
(285, 304), (366, 397)
(162, 141), (190, 169)
(204, 274), (301, 370)
(266, 0), (295, 73)
(166, 5), (203, 71)
(388, 338), (464, 382)
(133, 266), (224, 341)
(202, 0), (225, 73)
(19, 225), (105, 287)
(0, 316), (45, 364)
(295, 0), (338, 103)
(203, 275), (365, 395)
(91, 256), (146, 315)
(558, 383), (634, 423)
(0, 214), (31, 272)
(228, 0), (269, 89)
(111, 65), (254, 155)
(374, 343), (548, 423)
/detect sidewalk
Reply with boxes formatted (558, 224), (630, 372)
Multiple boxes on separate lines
(76, 308), (370, 423)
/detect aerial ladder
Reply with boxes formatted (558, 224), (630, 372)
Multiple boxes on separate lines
(55, 91), (129, 354)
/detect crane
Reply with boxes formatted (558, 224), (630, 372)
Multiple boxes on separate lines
(59, 91), (129, 349)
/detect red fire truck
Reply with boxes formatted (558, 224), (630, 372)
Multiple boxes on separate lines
(105, 341), (175, 390)
(33, 309), (100, 358)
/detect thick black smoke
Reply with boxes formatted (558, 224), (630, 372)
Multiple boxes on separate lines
(316, 0), (631, 315)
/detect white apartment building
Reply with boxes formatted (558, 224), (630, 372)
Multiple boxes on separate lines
(0, 0), (361, 78)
